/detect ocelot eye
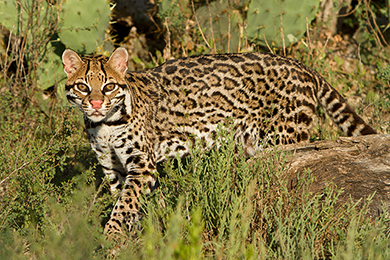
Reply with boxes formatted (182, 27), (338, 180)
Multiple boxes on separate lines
(75, 84), (89, 93)
(103, 83), (117, 93)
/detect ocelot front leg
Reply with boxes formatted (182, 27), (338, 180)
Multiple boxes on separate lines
(102, 141), (158, 236)
(104, 172), (156, 235)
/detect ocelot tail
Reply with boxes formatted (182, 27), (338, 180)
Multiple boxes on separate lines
(62, 47), (376, 236)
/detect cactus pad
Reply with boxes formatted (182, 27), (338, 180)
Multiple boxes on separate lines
(246, 0), (320, 48)
(58, 0), (111, 54)
(196, 0), (243, 53)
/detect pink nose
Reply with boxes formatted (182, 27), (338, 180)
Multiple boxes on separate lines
(90, 100), (103, 109)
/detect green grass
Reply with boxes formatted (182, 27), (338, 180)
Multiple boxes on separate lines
(0, 104), (389, 259)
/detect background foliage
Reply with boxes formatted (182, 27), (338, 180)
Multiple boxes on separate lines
(0, 0), (389, 258)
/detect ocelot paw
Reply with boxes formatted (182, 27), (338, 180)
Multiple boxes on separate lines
(104, 211), (142, 237)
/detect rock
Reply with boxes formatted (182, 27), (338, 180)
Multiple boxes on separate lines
(270, 134), (390, 216)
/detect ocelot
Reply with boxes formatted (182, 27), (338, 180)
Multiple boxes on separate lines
(62, 47), (376, 236)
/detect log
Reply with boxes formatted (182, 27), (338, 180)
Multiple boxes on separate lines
(276, 134), (390, 216)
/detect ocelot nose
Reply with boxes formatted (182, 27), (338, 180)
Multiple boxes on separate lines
(90, 99), (103, 109)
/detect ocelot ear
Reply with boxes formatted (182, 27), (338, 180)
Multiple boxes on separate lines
(108, 47), (128, 76)
(62, 49), (83, 78)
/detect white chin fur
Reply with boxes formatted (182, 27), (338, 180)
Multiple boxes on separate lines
(87, 113), (106, 122)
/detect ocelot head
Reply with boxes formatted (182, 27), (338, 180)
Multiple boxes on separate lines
(62, 48), (129, 122)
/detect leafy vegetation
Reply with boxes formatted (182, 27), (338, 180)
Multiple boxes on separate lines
(0, 0), (389, 259)
(0, 0), (111, 90)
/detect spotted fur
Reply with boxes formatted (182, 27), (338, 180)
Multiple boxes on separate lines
(62, 47), (376, 236)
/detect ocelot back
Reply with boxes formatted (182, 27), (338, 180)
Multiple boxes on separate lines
(62, 48), (376, 236)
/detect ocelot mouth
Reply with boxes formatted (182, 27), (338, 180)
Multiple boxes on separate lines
(88, 110), (105, 120)
(88, 111), (105, 122)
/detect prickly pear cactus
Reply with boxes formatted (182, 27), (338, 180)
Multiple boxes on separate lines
(0, 0), (64, 91)
(0, 0), (52, 33)
(36, 41), (65, 91)
(0, 0), (21, 31)
(196, 0), (244, 53)
(246, 0), (320, 48)
(58, 0), (111, 54)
